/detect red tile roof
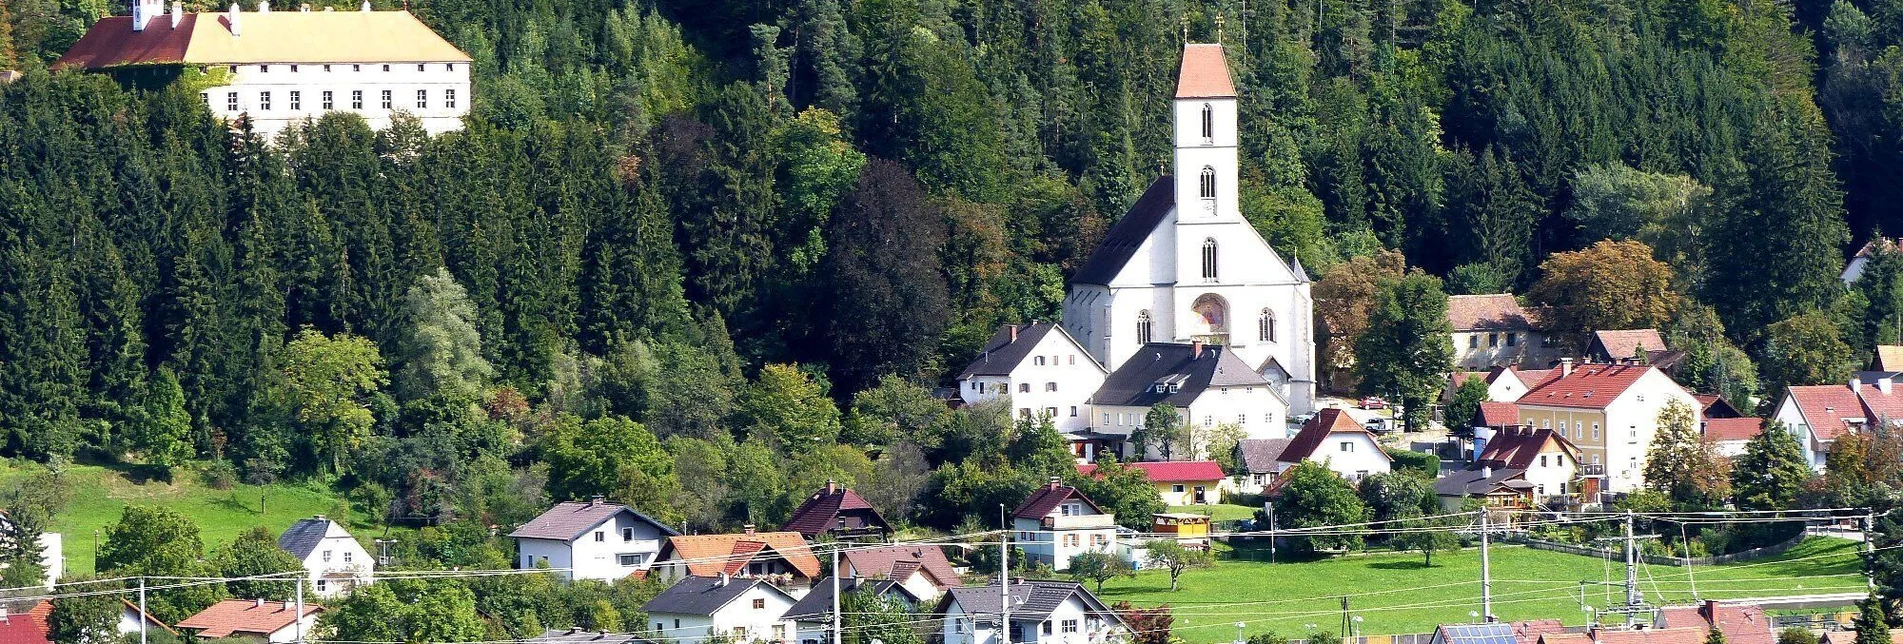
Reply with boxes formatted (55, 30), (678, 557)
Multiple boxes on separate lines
(1657, 602), (1774, 644)
(176, 599), (321, 639)
(0, 601), (54, 644)
(1519, 365), (1654, 410)
(1011, 481), (1103, 520)
(1786, 384), (1868, 441)
(1076, 460), (1226, 483)
(1448, 294), (1536, 331)
(843, 545), (963, 589)
(1479, 402), (1520, 428)
(1451, 371), (1488, 391)
(660, 531), (821, 579)
(1477, 426), (1578, 469)
(1592, 329), (1668, 359)
(1703, 417), (1763, 443)
(781, 481), (890, 539)
(55, 15), (196, 68)
(1543, 627), (1707, 644)
(1175, 44), (1236, 98)
(1856, 381), (1903, 422)
(1277, 408), (1385, 462)
(1516, 368), (1560, 389)
(1510, 619), (1568, 644)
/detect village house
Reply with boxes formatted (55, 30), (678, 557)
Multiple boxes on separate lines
(840, 544), (963, 602)
(1775, 373), (1903, 471)
(781, 480), (892, 542)
(175, 599), (323, 643)
(1703, 417), (1765, 458)
(1435, 426), (1584, 510)
(1250, 408), (1392, 487)
(0, 512), (61, 589)
(957, 322), (1107, 434)
(1873, 345), (1903, 372)
(510, 498), (680, 582)
(783, 577), (920, 644)
(1448, 366), (1558, 404)
(276, 515), (372, 596)
(57, 0), (472, 137)
(1513, 360), (1698, 492)
(651, 527), (822, 593)
(1077, 460), (1229, 505)
(937, 581), (1129, 644)
(644, 575), (797, 644)
(0, 601), (54, 644)
(1843, 238), (1902, 285)
(1585, 329), (1669, 364)
(528, 628), (646, 644)
(1087, 342), (1285, 460)
(1447, 294), (1554, 370)
(1060, 43), (1317, 415)
(1009, 480), (1119, 572)
(1656, 601), (1775, 644)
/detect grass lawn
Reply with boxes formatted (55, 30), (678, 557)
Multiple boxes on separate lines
(0, 461), (352, 575)
(1097, 538), (1865, 643)
(1167, 504), (1261, 523)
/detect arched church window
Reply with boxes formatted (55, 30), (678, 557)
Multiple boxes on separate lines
(1136, 310), (1153, 344)
(1200, 166), (1216, 200)
(1201, 238), (1218, 281)
(1201, 103), (1214, 141)
(1259, 308), (1275, 342)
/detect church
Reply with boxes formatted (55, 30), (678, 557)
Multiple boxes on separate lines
(959, 44), (1318, 462)
(1060, 43), (1317, 415)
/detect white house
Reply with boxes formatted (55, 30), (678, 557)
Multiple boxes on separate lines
(0, 513), (63, 589)
(840, 545), (963, 603)
(1009, 480), (1118, 572)
(276, 515), (372, 597)
(1702, 417), (1764, 458)
(175, 599), (322, 643)
(57, 0), (471, 137)
(1775, 375), (1903, 471)
(957, 322), (1107, 434)
(936, 581), (1129, 644)
(1435, 426), (1583, 509)
(1088, 341), (1286, 460)
(1060, 43), (1317, 415)
(644, 575), (797, 644)
(1448, 366), (1556, 404)
(1514, 360), (1700, 493)
(1252, 408), (1391, 486)
(509, 498), (680, 582)
(1447, 294), (1556, 370)
(782, 577), (920, 644)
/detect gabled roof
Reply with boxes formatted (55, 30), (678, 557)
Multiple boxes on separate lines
(58, 10), (471, 69)
(1657, 602), (1773, 644)
(1515, 368), (1560, 389)
(1011, 480), (1104, 520)
(1702, 417), (1763, 443)
(510, 500), (679, 542)
(1089, 343), (1271, 407)
(1590, 329), (1668, 360)
(939, 581), (1122, 623)
(782, 577), (919, 622)
(1518, 365), (1655, 410)
(1237, 438), (1293, 473)
(1876, 345), (1903, 372)
(278, 516), (350, 559)
(1277, 409), (1387, 463)
(1077, 460), (1225, 482)
(1855, 380), (1903, 422)
(1542, 627), (1708, 644)
(1433, 467), (1533, 497)
(1175, 44), (1236, 98)
(843, 545), (962, 589)
(781, 481), (890, 539)
(960, 323), (1063, 378)
(660, 531), (821, 579)
(1072, 178), (1174, 286)
(1694, 394), (1744, 418)
(642, 576), (791, 617)
(176, 600), (322, 638)
(1447, 295), (1537, 331)
(1475, 426), (1579, 469)
(1478, 402), (1520, 428)
(0, 601), (53, 644)
(1509, 619), (1570, 644)
(1784, 384), (1868, 441)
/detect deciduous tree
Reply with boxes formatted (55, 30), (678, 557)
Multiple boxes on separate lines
(1641, 400), (1731, 507)
(1528, 240), (1680, 344)
(1354, 272), (1454, 429)
(1142, 539), (1213, 591)
(1730, 420), (1811, 510)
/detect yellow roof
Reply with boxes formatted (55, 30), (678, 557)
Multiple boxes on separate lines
(182, 10), (470, 64)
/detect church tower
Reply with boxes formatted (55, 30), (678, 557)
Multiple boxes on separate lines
(1171, 44), (1242, 231)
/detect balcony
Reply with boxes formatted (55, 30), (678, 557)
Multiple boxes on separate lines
(1042, 514), (1116, 530)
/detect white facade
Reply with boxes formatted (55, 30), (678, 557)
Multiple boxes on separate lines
(959, 326), (1108, 433)
(1013, 504), (1117, 572)
(290, 522), (372, 597)
(1304, 432), (1391, 483)
(201, 57), (470, 137)
(516, 513), (671, 582)
(940, 588), (1128, 644)
(1062, 46), (1316, 415)
(1517, 368), (1699, 493)
(1484, 370), (1535, 402)
(1095, 385), (1288, 461)
(649, 585), (796, 644)
(1773, 395), (1839, 471)
(260, 617), (322, 643)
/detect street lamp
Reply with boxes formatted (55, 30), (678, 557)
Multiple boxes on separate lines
(1235, 622), (1247, 644)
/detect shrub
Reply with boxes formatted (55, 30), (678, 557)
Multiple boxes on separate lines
(1390, 451), (1440, 477)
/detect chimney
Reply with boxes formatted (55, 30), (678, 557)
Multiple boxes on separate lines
(255, 598), (266, 608)
(1560, 357), (1574, 377)
(258, 0), (269, 12)
(716, 572), (730, 587)
(171, 1), (181, 28)
(590, 494), (605, 506)
(227, 2), (241, 36)
(1882, 377), (1894, 395)
(1191, 340), (1204, 358)
(1481, 464), (1492, 479)
(743, 524), (756, 535)
(1851, 378), (1863, 395)
(360, 0), (371, 10)
(1049, 476), (1061, 490)
(1009, 325), (1019, 343)
(825, 479), (837, 494)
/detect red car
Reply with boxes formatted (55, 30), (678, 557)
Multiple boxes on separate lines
(1360, 396), (1388, 410)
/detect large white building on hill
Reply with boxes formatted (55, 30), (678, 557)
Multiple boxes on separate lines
(58, 0), (471, 137)
(1060, 43), (1317, 415)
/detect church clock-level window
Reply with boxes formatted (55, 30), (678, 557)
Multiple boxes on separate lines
(1136, 310), (1153, 344)
(1200, 103), (1214, 142)
(1259, 309), (1275, 342)
(1201, 239), (1218, 281)
(1200, 167), (1216, 200)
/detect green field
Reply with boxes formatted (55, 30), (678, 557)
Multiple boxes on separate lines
(1098, 538), (1865, 643)
(0, 461), (352, 575)
(1167, 504), (1262, 523)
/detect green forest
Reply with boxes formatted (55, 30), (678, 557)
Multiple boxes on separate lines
(1, 0), (1902, 544)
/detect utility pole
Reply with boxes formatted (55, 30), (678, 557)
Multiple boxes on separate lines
(1865, 510), (1878, 591)
(295, 576), (305, 643)
(1000, 504), (1011, 644)
(1479, 510), (1492, 623)
(832, 545), (843, 644)
(138, 577), (148, 644)
(1267, 501), (1277, 564)
(1624, 511), (1640, 609)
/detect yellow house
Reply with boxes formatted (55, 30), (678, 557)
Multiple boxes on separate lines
(1513, 360), (1698, 494)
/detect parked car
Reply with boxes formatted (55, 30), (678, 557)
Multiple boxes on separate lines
(1364, 418), (1390, 434)
(1359, 396), (1388, 410)
(1290, 412), (1317, 426)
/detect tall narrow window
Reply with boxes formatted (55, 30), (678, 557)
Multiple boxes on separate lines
(1201, 238), (1218, 280)
(1200, 103), (1214, 141)
(1259, 309), (1275, 342)
(1200, 166), (1216, 199)
(1136, 310), (1153, 344)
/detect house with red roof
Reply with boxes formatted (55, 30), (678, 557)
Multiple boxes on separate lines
(1702, 417), (1765, 458)
(840, 544), (962, 602)
(1436, 426), (1584, 510)
(176, 599), (322, 643)
(781, 480), (891, 542)
(1773, 373), (1903, 471)
(651, 527), (822, 593)
(1514, 360), (1699, 494)
(0, 601), (53, 644)
(1009, 479), (1120, 571)
(1656, 601), (1775, 644)
(1447, 294), (1556, 370)
(1077, 459), (1229, 505)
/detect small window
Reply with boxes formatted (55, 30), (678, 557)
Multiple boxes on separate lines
(200, 92), (209, 107)
(618, 554), (641, 566)
(1200, 103), (1214, 140)
(446, 63), (455, 71)
(1067, 355), (1075, 365)
(381, 89), (392, 109)
(1199, 166), (1216, 199)
(316, 579), (328, 592)
(1203, 415), (1213, 427)
(594, 531), (605, 542)
(1136, 310), (1153, 344)
(1043, 407), (1057, 418)
(1488, 333), (1498, 347)
(752, 598), (766, 609)
(1340, 441), (1354, 452)
(622, 527), (634, 541)
(445, 88), (457, 109)
(1540, 455), (1549, 467)
(416, 89), (427, 109)
(258, 91), (271, 111)
(343, 551), (352, 563)
(259, 64), (269, 72)
(352, 64), (361, 72)
(1018, 383), (1030, 393)
(352, 90), (363, 109)
(417, 64), (426, 71)
(1469, 336), (1478, 348)
(322, 550), (333, 562)
(323, 64), (332, 72)
(226, 92), (239, 112)
(1506, 333), (1518, 347)
(1172, 484), (1185, 493)
(289, 90), (301, 110)
(1069, 406), (1078, 417)
(1259, 309), (1275, 342)
(1045, 382), (1057, 392)
(382, 64), (391, 72)
(1239, 414), (1248, 425)
(1035, 356), (1046, 366)
(228, 65), (238, 73)
(322, 91), (334, 110)
(1202, 238), (1218, 280)
(289, 64), (298, 72)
